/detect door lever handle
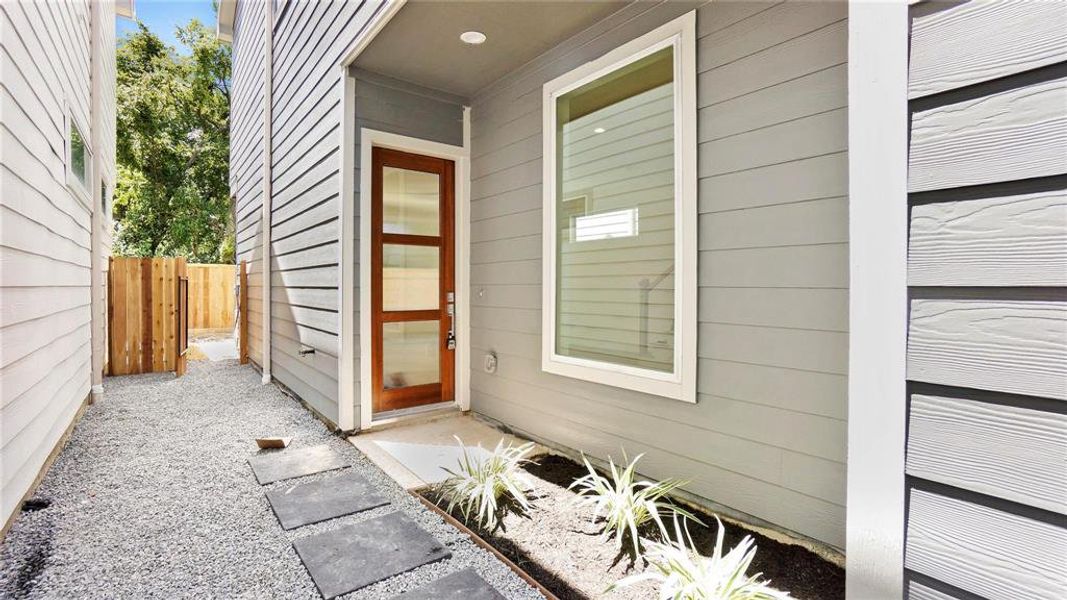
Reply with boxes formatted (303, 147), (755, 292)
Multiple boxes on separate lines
(446, 292), (456, 350)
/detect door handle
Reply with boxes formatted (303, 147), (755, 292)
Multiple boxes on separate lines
(446, 291), (456, 350)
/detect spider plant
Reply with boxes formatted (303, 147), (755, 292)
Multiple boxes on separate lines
(609, 516), (791, 600)
(437, 436), (536, 533)
(569, 453), (700, 557)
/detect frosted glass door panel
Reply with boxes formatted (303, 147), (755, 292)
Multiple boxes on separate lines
(383, 244), (439, 311)
(383, 167), (440, 236)
(382, 321), (440, 389)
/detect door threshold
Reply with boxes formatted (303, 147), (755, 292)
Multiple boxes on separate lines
(366, 401), (461, 431)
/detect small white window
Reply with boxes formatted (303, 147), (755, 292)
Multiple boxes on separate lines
(66, 113), (91, 202)
(541, 12), (697, 402)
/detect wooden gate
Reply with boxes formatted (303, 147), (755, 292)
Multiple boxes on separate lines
(187, 263), (237, 333)
(107, 256), (188, 376)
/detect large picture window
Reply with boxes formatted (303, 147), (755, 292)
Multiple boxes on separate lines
(541, 12), (697, 402)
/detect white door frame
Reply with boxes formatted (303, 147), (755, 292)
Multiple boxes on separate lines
(353, 127), (471, 431)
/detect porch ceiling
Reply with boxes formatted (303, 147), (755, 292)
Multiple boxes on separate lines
(354, 0), (629, 98)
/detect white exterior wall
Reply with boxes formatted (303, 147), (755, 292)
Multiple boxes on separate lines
(0, 0), (116, 533)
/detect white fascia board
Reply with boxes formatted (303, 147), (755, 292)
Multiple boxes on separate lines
(216, 0), (236, 42)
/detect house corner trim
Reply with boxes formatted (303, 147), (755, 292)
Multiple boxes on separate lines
(845, 1), (910, 597)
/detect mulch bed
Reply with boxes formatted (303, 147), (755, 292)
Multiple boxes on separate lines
(420, 454), (845, 600)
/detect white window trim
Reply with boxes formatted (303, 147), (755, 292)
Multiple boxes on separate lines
(540, 11), (697, 404)
(65, 109), (92, 206)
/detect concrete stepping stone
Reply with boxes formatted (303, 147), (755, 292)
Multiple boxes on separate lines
(393, 568), (505, 599)
(248, 444), (347, 485)
(293, 511), (451, 599)
(266, 471), (389, 530)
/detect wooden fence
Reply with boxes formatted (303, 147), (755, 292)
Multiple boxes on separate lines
(108, 256), (188, 376)
(187, 263), (237, 332)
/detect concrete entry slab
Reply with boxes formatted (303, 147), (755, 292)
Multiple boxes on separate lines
(393, 568), (506, 599)
(248, 444), (347, 485)
(349, 414), (545, 489)
(265, 471), (389, 530)
(293, 511), (451, 599)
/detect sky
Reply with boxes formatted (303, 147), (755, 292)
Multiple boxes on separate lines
(116, 0), (218, 53)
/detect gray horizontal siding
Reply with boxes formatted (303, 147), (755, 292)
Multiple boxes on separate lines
(907, 394), (1067, 515)
(264, 0), (388, 424)
(0, 0), (95, 529)
(905, 489), (1067, 600)
(908, 76), (1067, 193)
(468, 0), (848, 548)
(908, 189), (1067, 287)
(904, 2), (1067, 596)
(907, 299), (1067, 400)
(908, 581), (959, 600)
(231, 0), (266, 370)
(908, 0), (1067, 99)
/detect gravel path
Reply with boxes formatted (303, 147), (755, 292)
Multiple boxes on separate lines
(0, 360), (543, 600)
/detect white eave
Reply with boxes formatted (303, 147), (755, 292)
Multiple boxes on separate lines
(217, 0), (236, 43)
(116, 0), (135, 19)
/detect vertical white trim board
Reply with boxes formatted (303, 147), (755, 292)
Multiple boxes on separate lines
(845, 2), (909, 599)
(260, 0), (274, 384)
(356, 128), (471, 431)
(337, 71), (358, 432)
(88, 0), (106, 403)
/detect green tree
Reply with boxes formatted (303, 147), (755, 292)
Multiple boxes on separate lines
(113, 19), (232, 263)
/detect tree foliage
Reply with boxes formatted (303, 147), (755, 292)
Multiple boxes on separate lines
(114, 19), (233, 263)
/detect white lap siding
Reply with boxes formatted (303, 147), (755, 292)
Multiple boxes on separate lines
(0, 0), (113, 532)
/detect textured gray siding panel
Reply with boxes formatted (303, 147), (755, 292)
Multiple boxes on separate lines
(907, 394), (1067, 515)
(904, 1), (1067, 596)
(907, 581), (960, 600)
(908, 76), (1067, 193)
(905, 489), (1067, 600)
(908, 190), (1067, 286)
(908, 0), (1067, 99)
(907, 299), (1067, 400)
(468, 0), (848, 547)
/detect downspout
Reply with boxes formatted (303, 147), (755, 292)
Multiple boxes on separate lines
(88, 0), (105, 403)
(260, 0), (273, 384)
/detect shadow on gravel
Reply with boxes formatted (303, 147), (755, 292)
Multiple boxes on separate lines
(11, 499), (56, 596)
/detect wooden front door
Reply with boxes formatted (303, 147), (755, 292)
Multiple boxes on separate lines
(371, 147), (455, 413)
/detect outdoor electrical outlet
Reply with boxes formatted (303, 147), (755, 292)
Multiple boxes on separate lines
(484, 352), (497, 373)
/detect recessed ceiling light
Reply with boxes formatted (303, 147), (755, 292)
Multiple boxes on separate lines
(460, 31), (487, 45)
(594, 127), (606, 134)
